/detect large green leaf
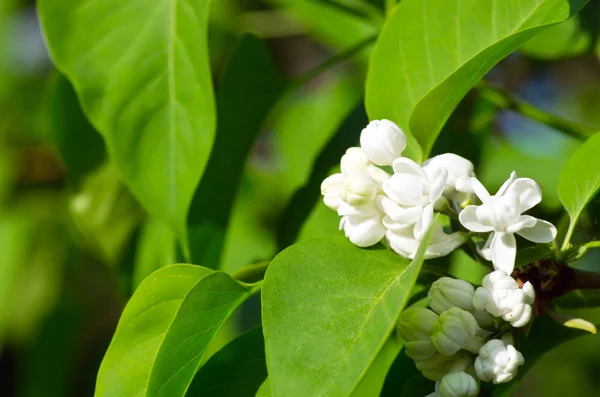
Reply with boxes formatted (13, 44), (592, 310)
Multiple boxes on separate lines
(366, 0), (588, 158)
(558, 132), (600, 240)
(262, 230), (433, 396)
(256, 379), (272, 397)
(46, 73), (106, 188)
(185, 327), (267, 397)
(350, 337), (403, 397)
(187, 34), (286, 268)
(95, 265), (259, 397)
(38, 0), (216, 242)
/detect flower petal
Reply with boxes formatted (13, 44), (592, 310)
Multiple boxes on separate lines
(392, 157), (429, 184)
(383, 173), (423, 206)
(459, 206), (494, 232)
(497, 171), (517, 196)
(505, 215), (537, 234)
(505, 178), (542, 212)
(470, 177), (491, 202)
(342, 214), (385, 247)
(477, 233), (493, 261)
(428, 168), (448, 203)
(414, 203), (434, 240)
(491, 232), (516, 274)
(516, 219), (557, 243)
(378, 197), (422, 224)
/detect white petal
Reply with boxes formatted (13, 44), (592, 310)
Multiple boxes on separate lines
(455, 176), (474, 193)
(427, 230), (466, 258)
(497, 171), (517, 196)
(470, 177), (491, 202)
(343, 215), (385, 247)
(459, 206), (494, 232)
(477, 233), (494, 261)
(359, 119), (406, 166)
(378, 197), (422, 224)
(428, 168), (448, 203)
(506, 178), (542, 212)
(505, 215), (537, 234)
(392, 157), (429, 184)
(414, 203), (434, 240)
(386, 229), (419, 259)
(340, 147), (369, 175)
(516, 219), (557, 243)
(383, 174), (423, 206)
(491, 232), (517, 275)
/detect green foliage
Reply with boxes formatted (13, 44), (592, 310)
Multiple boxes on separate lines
(366, 0), (588, 159)
(186, 327), (266, 397)
(38, 0), (216, 245)
(263, 227), (433, 396)
(46, 73), (106, 188)
(95, 265), (259, 397)
(558, 132), (600, 245)
(187, 34), (286, 267)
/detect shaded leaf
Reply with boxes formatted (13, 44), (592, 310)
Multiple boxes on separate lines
(185, 327), (266, 397)
(133, 218), (176, 289)
(366, 0), (588, 158)
(95, 265), (259, 397)
(187, 34), (286, 268)
(39, 0), (216, 242)
(46, 73), (105, 188)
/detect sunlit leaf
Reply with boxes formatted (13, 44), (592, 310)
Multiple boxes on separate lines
(96, 265), (259, 397)
(39, 0), (216, 242)
(366, 0), (588, 158)
(263, 226), (433, 396)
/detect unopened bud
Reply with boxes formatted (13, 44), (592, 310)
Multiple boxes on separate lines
(431, 307), (484, 356)
(427, 277), (475, 314)
(397, 308), (438, 361)
(474, 339), (524, 384)
(359, 119), (406, 166)
(438, 371), (479, 397)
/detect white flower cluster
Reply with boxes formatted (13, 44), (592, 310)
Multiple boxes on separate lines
(398, 275), (533, 397)
(320, 119), (557, 275)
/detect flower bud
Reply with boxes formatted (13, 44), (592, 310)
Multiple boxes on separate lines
(472, 270), (535, 328)
(359, 119), (406, 166)
(343, 174), (377, 206)
(321, 173), (345, 210)
(397, 308), (438, 360)
(431, 308), (484, 356)
(422, 153), (475, 196)
(427, 277), (475, 314)
(438, 371), (479, 397)
(474, 339), (524, 384)
(416, 353), (461, 381)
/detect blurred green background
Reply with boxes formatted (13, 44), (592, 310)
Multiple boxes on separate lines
(1, 0), (600, 395)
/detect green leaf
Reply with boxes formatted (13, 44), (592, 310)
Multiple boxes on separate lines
(491, 315), (596, 396)
(350, 337), (403, 397)
(69, 163), (143, 265)
(366, 0), (588, 158)
(520, 16), (590, 59)
(256, 379), (272, 397)
(187, 34), (286, 268)
(185, 327), (266, 397)
(95, 265), (259, 397)
(133, 218), (176, 289)
(554, 289), (600, 308)
(380, 348), (419, 397)
(46, 73), (105, 188)
(38, 0), (216, 241)
(558, 132), (600, 239)
(262, 229), (433, 396)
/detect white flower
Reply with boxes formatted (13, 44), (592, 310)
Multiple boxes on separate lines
(381, 158), (447, 239)
(438, 371), (480, 397)
(431, 307), (484, 356)
(472, 270), (535, 328)
(321, 148), (390, 247)
(428, 277), (475, 314)
(397, 308), (439, 361)
(459, 171), (557, 274)
(387, 222), (466, 260)
(359, 119), (407, 166)
(475, 339), (524, 384)
(422, 153), (476, 196)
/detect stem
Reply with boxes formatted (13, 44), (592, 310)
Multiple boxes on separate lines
(561, 219), (577, 252)
(385, 0), (396, 15)
(476, 82), (596, 141)
(288, 35), (377, 92)
(566, 268), (600, 291)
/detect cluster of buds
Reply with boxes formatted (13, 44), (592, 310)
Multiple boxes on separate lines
(320, 119), (557, 275)
(398, 274), (533, 396)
